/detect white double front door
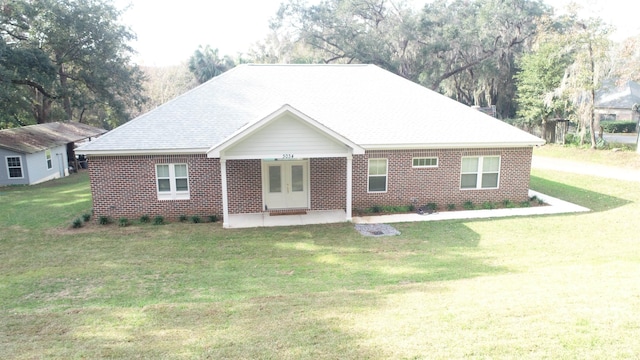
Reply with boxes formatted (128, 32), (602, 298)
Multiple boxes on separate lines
(262, 160), (309, 210)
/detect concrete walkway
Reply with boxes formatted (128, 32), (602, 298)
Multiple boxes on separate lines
(531, 156), (640, 182)
(352, 189), (589, 224)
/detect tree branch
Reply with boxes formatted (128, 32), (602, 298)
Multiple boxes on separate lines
(11, 79), (58, 99)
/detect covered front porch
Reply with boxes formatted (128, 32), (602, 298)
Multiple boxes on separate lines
(207, 105), (364, 228)
(226, 210), (348, 228)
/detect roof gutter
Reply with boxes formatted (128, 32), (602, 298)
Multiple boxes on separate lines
(362, 141), (546, 150)
(76, 148), (209, 156)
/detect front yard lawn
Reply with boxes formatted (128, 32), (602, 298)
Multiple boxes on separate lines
(1, 159), (639, 359)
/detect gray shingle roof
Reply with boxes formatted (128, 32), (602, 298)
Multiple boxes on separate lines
(0, 122), (107, 154)
(78, 64), (543, 154)
(596, 80), (640, 109)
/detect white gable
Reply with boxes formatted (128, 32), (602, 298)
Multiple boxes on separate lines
(208, 105), (364, 159)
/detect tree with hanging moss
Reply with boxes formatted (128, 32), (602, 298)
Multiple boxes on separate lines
(515, 26), (575, 142)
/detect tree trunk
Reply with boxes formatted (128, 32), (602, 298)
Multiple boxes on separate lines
(56, 56), (73, 121)
(32, 90), (52, 124)
(588, 40), (597, 149)
(59, 70), (73, 120)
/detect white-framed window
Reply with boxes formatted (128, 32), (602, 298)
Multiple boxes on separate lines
(6, 156), (24, 179)
(156, 163), (189, 200)
(368, 158), (388, 192)
(412, 157), (438, 168)
(460, 156), (500, 189)
(45, 149), (52, 170)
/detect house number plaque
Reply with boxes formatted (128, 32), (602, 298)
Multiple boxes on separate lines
(282, 154), (295, 159)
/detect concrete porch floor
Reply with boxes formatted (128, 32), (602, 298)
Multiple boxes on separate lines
(226, 210), (348, 229)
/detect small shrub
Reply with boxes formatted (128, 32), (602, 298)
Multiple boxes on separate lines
(482, 202), (495, 210)
(153, 216), (165, 225)
(82, 213), (91, 222)
(447, 204), (455, 211)
(191, 215), (201, 223)
(537, 198), (545, 205)
(519, 201), (531, 208)
(118, 217), (129, 227)
(72, 218), (83, 228)
(371, 205), (383, 213)
(140, 214), (150, 223)
(529, 195), (538, 202)
(179, 214), (188, 222)
(425, 203), (438, 211)
(98, 216), (110, 225)
(407, 204), (415, 212)
(463, 200), (475, 210)
(208, 215), (219, 223)
(388, 205), (412, 213)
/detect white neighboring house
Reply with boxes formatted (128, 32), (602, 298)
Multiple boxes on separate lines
(0, 122), (107, 186)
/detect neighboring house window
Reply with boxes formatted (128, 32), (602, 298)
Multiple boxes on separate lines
(6, 156), (23, 179)
(412, 157), (438, 168)
(368, 158), (388, 192)
(45, 150), (52, 170)
(599, 114), (616, 121)
(460, 156), (500, 189)
(156, 164), (189, 200)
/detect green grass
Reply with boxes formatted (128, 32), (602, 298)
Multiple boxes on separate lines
(534, 143), (640, 170)
(2, 155), (640, 359)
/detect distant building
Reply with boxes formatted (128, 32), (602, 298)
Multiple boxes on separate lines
(471, 105), (497, 118)
(0, 122), (107, 186)
(595, 80), (640, 130)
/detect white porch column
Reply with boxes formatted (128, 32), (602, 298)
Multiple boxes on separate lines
(220, 158), (230, 228)
(346, 154), (353, 222)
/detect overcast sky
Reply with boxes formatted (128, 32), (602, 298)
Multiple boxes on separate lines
(115, 0), (640, 66)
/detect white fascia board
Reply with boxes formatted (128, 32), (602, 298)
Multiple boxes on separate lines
(77, 148), (208, 156)
(218, 152), (354, 160)
(362, 141), (546, 150)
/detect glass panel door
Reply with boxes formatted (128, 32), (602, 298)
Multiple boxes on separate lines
(269, 165), (282, 193)
(291, 165), (303, 192)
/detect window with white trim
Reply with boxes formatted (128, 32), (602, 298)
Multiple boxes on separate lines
(45, 150), (52, 169)
(156, 163), (190, 200)
(6, 156), (23, 179)
(460, 156), (500, 189)
(412, 157), (438, 168)
(368, 158), (388, 192)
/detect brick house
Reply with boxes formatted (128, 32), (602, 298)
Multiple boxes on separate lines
(78, 64), (544, 228)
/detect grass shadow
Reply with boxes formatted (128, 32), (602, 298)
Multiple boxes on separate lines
(530, 175), (632, 212)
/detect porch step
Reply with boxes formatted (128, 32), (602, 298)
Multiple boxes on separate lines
(268, 209), (308, 216)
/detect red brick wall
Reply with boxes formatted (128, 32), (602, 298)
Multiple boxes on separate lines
(310, 157), (346, 210)
(351, 148), (533, 211)
(226, 159), (262, 214)
(88, 147), (533, 220)
(88, 154), (222, 221)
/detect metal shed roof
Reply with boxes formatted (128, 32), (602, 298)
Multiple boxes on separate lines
(0, 122), (108, 154)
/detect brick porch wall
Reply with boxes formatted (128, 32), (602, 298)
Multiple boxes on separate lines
(88, 154), (222, 221)
(351, 148), (533, 211)
(226, 159), (263, 214)
(310, 157), (346, 210)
